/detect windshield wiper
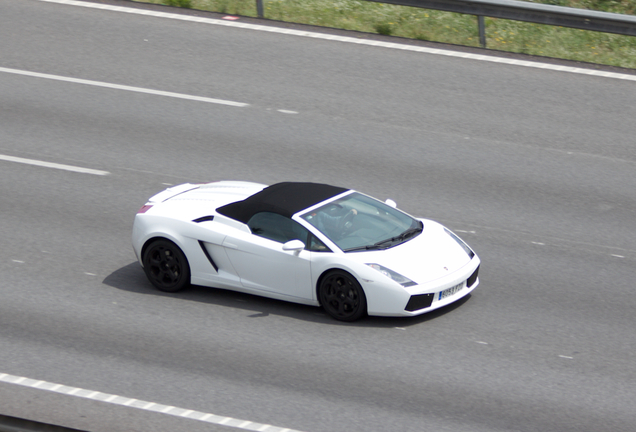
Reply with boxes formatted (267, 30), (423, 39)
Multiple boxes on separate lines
(344, 244), (388, 252)
(374, 222), (423, 247)
(398, 225), (423, 241)
(344, 222), (423, 252)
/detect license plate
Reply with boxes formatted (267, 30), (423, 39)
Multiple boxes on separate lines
(439, 282), (464, 300)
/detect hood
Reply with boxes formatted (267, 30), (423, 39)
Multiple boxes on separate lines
(346, 221), (473, 284)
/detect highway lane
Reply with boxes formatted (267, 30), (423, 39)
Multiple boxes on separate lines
(1, 1), (636, 431)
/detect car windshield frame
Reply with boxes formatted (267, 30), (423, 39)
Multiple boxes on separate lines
(299, 192), (422, 252)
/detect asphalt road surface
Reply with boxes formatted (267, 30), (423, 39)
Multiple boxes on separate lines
(1, 1), (635, 431)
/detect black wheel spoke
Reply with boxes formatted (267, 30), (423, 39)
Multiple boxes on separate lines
(319, 271), (366, 322)
(143, 240), (190, 293)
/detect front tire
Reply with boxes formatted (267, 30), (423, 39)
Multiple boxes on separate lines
(142, 239), (190, 292)
(318, 270), (367, 322)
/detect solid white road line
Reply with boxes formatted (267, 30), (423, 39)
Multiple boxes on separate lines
(0, 372), (304, 432)
(35, 0), (636, 82)
(0, 66), (249, 107)
(0, 154), (110, 175)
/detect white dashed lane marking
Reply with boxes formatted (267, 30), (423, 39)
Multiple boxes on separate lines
(0, 154), (110, 176)
(0, 67), (249, 108)
(0, 373), (305, 432)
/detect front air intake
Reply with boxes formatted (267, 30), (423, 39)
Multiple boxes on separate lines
(467, 266), (480, 288)
(405, 293), (435, 311)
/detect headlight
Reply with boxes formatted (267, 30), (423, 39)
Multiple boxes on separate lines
(444, 228), (475, 259)
(366, 264), (416, 287)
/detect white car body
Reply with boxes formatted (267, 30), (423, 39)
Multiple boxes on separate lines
(132, 181), (480, 320)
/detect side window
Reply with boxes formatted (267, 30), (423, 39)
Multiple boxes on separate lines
(247, 212), (309, 245)
(308, 234), (331, 252)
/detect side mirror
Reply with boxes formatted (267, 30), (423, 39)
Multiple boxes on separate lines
(282, 239), (305, 253)
(385, 199), (397, 208)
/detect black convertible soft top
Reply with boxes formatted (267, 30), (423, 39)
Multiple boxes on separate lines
(217, 182), (348, 223)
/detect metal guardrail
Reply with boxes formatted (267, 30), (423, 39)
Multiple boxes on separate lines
(255, 0), (636, 48)
(372, 0), (636, 46)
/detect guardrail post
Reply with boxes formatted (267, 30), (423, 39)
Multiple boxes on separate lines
(478, 15), (486, 47)
(256, 0), (264, 18)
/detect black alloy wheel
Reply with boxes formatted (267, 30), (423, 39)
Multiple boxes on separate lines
(143, 239), (191, 292)
(319, 270), (367, 322)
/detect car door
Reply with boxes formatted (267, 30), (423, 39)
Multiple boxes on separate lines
(222, 212), (313, 300)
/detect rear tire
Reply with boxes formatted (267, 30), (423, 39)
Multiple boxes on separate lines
(318, 270), (367, 322)
(142, 239), (190, 292)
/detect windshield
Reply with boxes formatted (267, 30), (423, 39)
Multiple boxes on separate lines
(300, 192), (422, 252)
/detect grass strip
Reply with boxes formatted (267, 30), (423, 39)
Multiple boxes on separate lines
(132, 0), (636, 69)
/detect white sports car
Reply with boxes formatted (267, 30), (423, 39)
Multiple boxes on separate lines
(132, 181), (480, 321)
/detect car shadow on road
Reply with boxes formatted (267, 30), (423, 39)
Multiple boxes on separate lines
(103, 262), (472, 328)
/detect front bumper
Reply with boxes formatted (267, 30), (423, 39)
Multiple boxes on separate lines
(404, 265), (479, 313)
(365, 256), (480, 317)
